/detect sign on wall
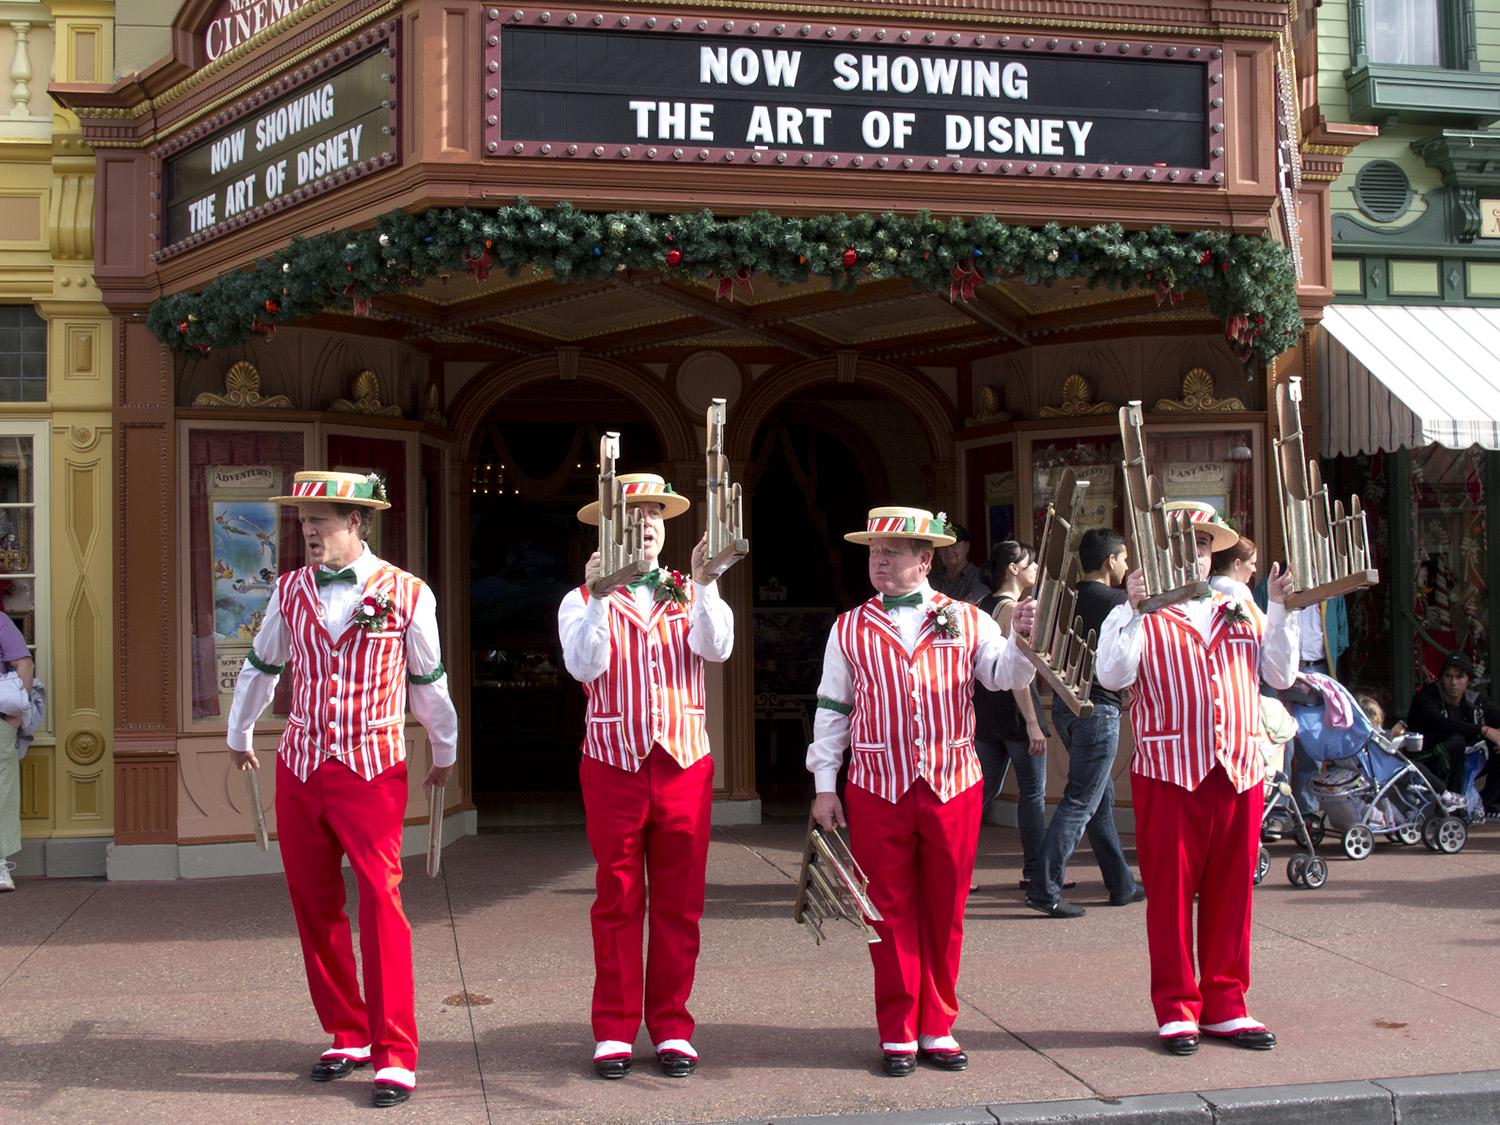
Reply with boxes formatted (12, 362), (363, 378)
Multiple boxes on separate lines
(484, 15), (1221, 182)
(158, 23), (399, 259)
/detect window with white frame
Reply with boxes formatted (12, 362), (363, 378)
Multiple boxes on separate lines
(0, 421), (49, 727)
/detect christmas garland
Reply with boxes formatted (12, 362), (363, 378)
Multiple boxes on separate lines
(148, 200), (1302, 366)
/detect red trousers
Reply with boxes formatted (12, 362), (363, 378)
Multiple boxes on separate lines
(275, 756), (417, 1076)
(579, 747), (713, 1045)
(846, 778), (980, 1045)
(1133, 765), (1263, 1031)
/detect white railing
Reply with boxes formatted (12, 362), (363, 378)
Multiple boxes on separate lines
(0, 2), (54, 141)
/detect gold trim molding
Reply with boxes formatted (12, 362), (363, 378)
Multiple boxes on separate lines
(192, 362), (293, 408)
(1040, 373), (1116, 418)
(1154, 367), (1246, 412)
(331, 370), (403, 417)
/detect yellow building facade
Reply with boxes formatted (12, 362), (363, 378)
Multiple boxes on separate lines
(2, 0), (115, 876)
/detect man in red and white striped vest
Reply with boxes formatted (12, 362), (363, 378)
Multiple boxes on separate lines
(558, 473), (734, 1081)
(1096, 500), (1297, 1057)
(228, 471), (457, 1109)
(808, 507), (1037, 1077)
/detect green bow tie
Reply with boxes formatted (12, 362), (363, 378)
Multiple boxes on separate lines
(315, 566), (357, 586)
(882, 592), (924, 610)
(627, 570), (662, 592)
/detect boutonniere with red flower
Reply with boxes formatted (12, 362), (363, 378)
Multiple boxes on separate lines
(1220, 597), (1252, 627)
(927, 603), (962, 639)
(654, 569), (689, 607)
(355, 589), (396, 631)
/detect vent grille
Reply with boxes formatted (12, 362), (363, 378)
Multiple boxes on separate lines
(1354, 161), (1413, 223)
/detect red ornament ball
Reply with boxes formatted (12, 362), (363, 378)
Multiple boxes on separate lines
(843, 249), (858, 266)
(666, 249), (682, 266)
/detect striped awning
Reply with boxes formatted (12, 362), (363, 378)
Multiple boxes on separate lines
(1319, 304), (1500, 456)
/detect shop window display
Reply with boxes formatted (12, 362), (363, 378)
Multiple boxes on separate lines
(1029, 429), (1256, 547)
(1411, 446), (1488, 683)
(186, 428), (305, 723)
(0, 431), (43, 693)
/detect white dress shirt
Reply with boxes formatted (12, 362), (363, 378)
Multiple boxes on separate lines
(226, 542), (458, 767)
(558, 572), (735, 682)
(1095, 593), (1299, 694)
(806, 581), (1035, 793)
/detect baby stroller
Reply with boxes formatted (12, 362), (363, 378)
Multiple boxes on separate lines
(1295, 682), (1468, 861)
(1257, 693), (1327, 889)
(1258, 773), (1327, 888)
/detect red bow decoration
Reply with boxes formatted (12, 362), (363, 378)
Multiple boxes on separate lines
(712, 266), (754, 301)
(949, 261), (981, 303)
(342, 286), (372, 317)
(1155, 279), (1183, 307)
(465, 248), (493, 283)
(250, 318), (278, 341)
(1226, 314), (1259, 348)
(190, 342), (211, 355)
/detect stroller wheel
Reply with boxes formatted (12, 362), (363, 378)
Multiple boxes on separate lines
(1302, 857), (1329, 888)
(1305, 814), (1326, 847)
(1422, 816), (1443, 851)
(1436, 817), (1468, 854)
(1254, 846), (1270, 886)
(1395, 823), (1422, 846)
(1342, 824), (1374, 861)
(1286, 854), (1308, 887)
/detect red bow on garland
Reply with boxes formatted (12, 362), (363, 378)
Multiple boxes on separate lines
(949, 261), (981, 303)
(711, 266), (754, 301)
(1155, 279), (1183, 307)
(465, 248), (493, 283)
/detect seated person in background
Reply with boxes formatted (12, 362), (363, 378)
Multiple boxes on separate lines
(1404, 652), (1500, 818)
(1354, 694), (1404, 740)
(931, 523), (987, 605)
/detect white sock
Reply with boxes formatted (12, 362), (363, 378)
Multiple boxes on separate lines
(1202, 1017), (1264, 1034)
(654, 1038), (696, 1058)
(881, 1040), (918, 1053)
(594, 1040), (632, 1060)
(1158, 1020), (1198, 1037)
(918, 1034), (960, 1052)
(373, 1066), (414, 1089)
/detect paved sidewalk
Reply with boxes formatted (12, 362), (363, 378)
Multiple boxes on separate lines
(3, 822), (1500, 1124)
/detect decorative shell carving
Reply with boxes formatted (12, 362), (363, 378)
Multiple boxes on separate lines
(1039, 374), (1116, 418)
(1155, 368), (1245, 413)
(964, 384), (1011, 427)
(330, 370), (404, 417)
(421, 385), (448, 427)
(192, 362), (293, 409)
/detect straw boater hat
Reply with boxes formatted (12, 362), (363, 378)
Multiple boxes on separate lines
(270, 470), (391, 509)
(844, 506), (957, 548)
(1165, 500), (1238, 551)
(576, 473), (691, 525)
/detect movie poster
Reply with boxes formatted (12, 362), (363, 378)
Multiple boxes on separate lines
(208, 465), (282, 713)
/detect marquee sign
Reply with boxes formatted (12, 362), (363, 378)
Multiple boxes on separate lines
(483, 12), (1224, 183)
(200, 0), (319, 64)
(157, 22), (399, 259)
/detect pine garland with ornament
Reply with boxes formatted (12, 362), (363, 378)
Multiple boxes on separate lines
(147, 200), (1301, 367)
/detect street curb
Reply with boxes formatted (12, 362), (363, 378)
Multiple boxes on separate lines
(708, 1070), (1500, 1125)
